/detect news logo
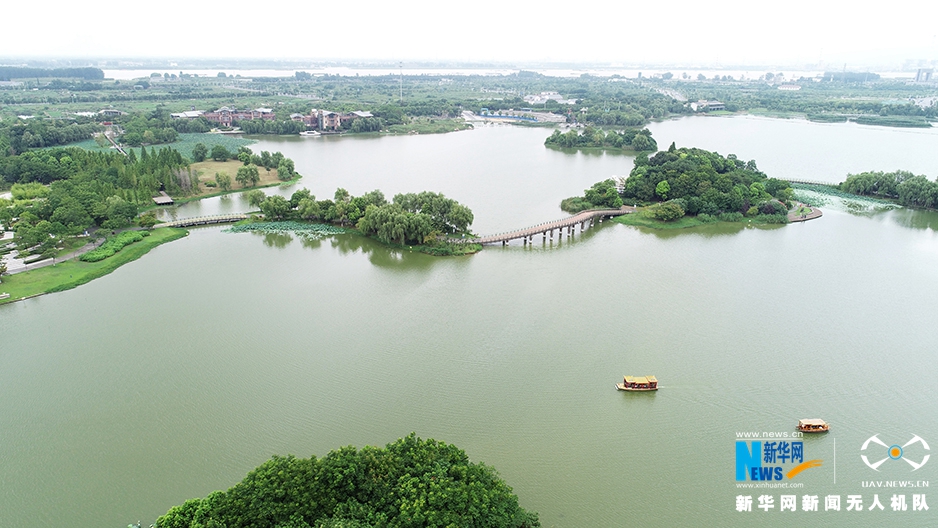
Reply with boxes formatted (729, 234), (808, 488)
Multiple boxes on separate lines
(861, 434), (930, 471)
(736, 440), (823, 481)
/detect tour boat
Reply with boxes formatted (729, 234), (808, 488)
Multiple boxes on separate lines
(300, 130), (321, 137)
(615, 375), (658, 391)
(797, 418), (830, 433)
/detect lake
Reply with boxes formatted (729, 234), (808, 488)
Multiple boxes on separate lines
(1, 117), (936, 527)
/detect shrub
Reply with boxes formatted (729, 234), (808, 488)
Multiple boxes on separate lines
(759, 200), (787, 215)
(651, 200), (685, 221)
(80, 231), (150, 262)
(717, 212), (744, 222)
(755, 214), (790, 224)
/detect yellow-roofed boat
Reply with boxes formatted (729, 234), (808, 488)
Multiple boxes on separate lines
(797, 418), (829, 433)
(615, 375), (658, 392)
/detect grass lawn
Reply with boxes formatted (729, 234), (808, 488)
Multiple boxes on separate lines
(172, 160), (297, 203)
(615, 212), (713, 230)
(0, 228), (187, 304)
(614, 210), (788, 230)
(385, 118), (472, 135)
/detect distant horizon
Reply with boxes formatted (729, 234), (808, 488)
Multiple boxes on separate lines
(2, 0), (935, 71)
(2, 56), (935, 74)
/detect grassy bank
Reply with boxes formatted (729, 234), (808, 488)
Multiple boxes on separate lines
(164, 173), (302, 207)
(615, 212), (714, 230)
(385, 118), (472, 135)
(614, 209), (788, 230)
(0, 228), (187, 305)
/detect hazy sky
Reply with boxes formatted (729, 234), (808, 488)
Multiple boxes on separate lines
(3, 0), (936, 67)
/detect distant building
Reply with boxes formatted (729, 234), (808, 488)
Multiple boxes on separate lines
(170, 110), (204, 119)
(523, 91), (577, 105)
(915, 69), (933, 83)
(98, 109), (126, 117)
(293, 109), (374, 131)
(777, 84), (802, 91)
(691, 100), (725, 112)
(201, 107), (275, 126)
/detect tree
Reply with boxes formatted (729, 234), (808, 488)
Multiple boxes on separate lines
(191, 143), (208, 162)
(236, 164), (260, 188)
(655, 180), (670, 200)
(154, 434), (539, 528)
(245, 189), (266, 208)
(259, 195), (292, 220)
(215, 172), (232, 191)
(631, 132), (655, 152)
(297, 198), (321, 220)
(277, 158), (296, 181)
(211, 145), (231, 161)
(651, 200), (685, 221)
(138, 211), (160, 228)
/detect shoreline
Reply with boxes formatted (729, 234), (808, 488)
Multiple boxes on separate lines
(0, 228), (188, 306)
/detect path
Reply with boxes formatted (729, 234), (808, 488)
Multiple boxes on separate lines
(465, 206), (635, 245)
(788, 204), (823, 223)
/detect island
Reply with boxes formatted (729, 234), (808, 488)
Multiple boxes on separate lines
(155, 434), (540, 528)
(561, 144), (794, 228)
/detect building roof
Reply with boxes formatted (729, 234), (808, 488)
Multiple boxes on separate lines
(798, 419), (827, 426)
(351, 111), (373, 118)
(255, 108), (273, 113)
(170, 110), (204, 118)
(152, 191), (174, 205)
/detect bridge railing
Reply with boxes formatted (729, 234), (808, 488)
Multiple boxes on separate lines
(470, 207), (632, 242)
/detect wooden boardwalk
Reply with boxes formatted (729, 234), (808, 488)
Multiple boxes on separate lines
(467, 206), (636, 246)
(154, 214), (250, 228)
(789, 178), (838, 187)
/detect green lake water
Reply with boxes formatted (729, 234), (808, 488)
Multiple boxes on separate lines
(2, 117), (937, 527)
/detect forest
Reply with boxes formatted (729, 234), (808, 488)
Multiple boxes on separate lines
(562, 144), (793, 223)
(247, 187), (474, 249)
(839, 170), (938, 209)
(155, 434), (539, 528)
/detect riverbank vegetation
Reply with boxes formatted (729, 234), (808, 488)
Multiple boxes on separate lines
(236, 187), (479, 256)
(155, 434), (539, 528)
(0, 227), (186, 304)
(79, 230), (149, 262)
(563, 144), (793, 226)
(545, 127), (657, 151)
(839, 170), (938, 209)
(0, 140), (298, 272)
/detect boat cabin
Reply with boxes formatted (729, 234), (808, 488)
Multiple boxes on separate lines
(797, 418), (829, 432)
(622, 375), (657, 390)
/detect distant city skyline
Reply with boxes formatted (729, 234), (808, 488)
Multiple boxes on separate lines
(2, 0), (936, 69)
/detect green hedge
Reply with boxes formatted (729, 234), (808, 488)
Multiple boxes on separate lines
(80, 231), (150, 262)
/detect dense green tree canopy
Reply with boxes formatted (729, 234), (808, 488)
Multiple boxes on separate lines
(156, 434), (539, 528)
(545, 127), (656, 151)
(619, 147), (791, 218)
